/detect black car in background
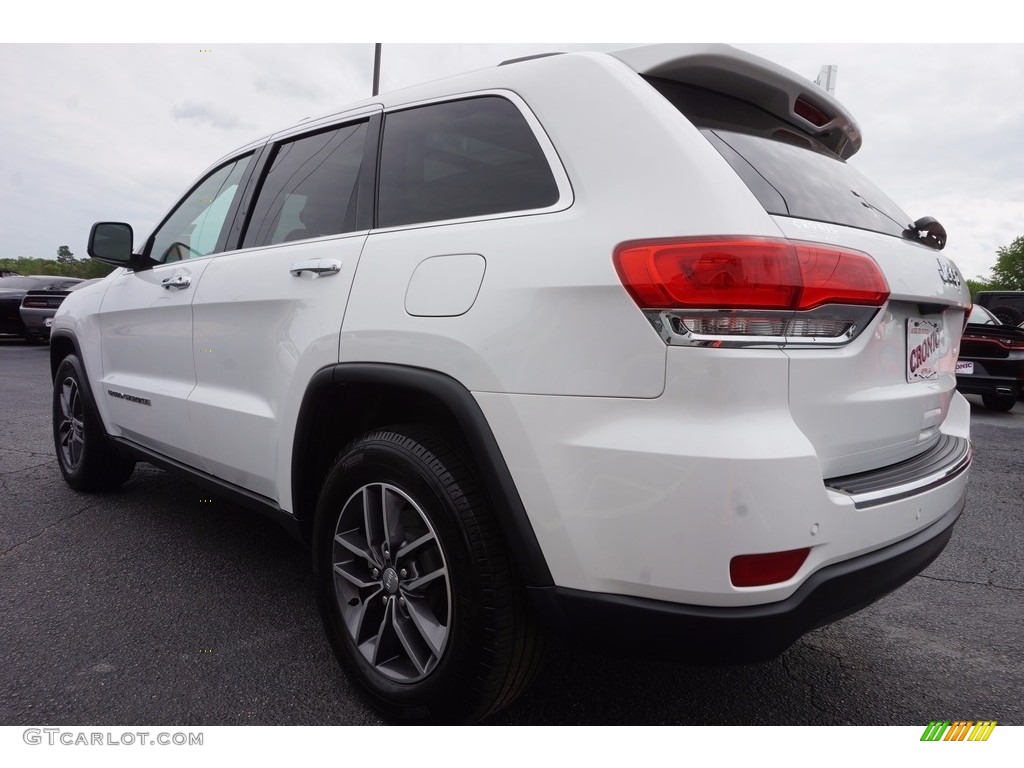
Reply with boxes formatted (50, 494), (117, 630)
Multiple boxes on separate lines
(0, 275), (83, 343)
(956, 304), (1024, 411)
(19, 278), (100, 343)
(973, 291), (1024, 326)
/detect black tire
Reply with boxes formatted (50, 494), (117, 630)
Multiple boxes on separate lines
(981, 392), (1017, 412)
(990, 305), (1024, 326)
(313, 425), (544, 723)
(52, 354), (136, 491)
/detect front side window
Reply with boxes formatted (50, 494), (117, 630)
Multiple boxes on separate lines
(378, 96), (559, 228)
(242, 121), (368, 249)
(150, 155), (252, 263)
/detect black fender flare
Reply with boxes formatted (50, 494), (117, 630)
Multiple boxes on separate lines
(293, 363), (553, 587)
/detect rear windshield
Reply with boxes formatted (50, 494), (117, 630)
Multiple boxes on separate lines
(647, 78), (912, 239)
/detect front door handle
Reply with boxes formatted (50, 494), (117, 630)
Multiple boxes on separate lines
(161, 274), (191, 290)
(290, 259), (342, 278)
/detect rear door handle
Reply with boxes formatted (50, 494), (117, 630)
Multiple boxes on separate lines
(290, 259), (342, 278)
(161, 274), (191, 290)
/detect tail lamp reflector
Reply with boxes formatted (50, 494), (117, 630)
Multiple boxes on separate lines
(730, 547), (811, 587)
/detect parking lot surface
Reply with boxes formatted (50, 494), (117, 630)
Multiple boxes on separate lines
(1, 340), (1022, 725)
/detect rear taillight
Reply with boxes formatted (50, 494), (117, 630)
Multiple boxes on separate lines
(614, 238), (889, 346)
(730, 547), (811, 587)
(22, 297), (56, 309)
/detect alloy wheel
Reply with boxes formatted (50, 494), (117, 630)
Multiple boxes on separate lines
(57, 377), (85, 470)
(331, 482), (451, 683)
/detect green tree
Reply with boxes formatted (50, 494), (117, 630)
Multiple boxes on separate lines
(56, 245), (76, 265)
(989, 236), (1024, 290)
(966, 277), (991, 299)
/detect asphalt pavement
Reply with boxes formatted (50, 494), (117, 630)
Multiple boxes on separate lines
(1, 339), (1022, 725)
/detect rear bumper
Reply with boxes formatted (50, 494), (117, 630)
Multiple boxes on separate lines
(529, 491), (964, 663)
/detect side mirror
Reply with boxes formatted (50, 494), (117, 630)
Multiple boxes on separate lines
(87, 222), (155, 271)
(88, 222), (134, 263)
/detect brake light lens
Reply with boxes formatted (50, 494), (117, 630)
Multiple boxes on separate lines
(794, 96), (831, 127)
(730, 547), (811, 587)
(22, 297), (56, 309)
(614, 238), (889, 311)
(614, 238), (889, 345)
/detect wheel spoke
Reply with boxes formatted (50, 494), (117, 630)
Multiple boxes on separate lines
(392, 611), (428, 675)
(60, 384), (72, 418)
(362, 487), (386, 561)
(370, 599), (397, 666)
(334, 530), (373, 562)
(347, 586), (383, 643)
(382, 486), (405, 555)
(401, 593), (447, 658)
(396, 531), (435, 560)
(69, 433), (81, 466)
(405, 565), (447, 593)
(333, 562), (376, 590)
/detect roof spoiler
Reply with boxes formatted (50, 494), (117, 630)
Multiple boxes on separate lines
(612, 44), (862, 160)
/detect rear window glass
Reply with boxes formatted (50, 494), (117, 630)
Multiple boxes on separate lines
(243, 122), (368, 248)
(377, 96), (559, 228)
(647, 78), (912, 239)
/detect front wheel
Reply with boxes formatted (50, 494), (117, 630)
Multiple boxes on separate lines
(52, 354), (135, 490)
(313, 426), (543, 723)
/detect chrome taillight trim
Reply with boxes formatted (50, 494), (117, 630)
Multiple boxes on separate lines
(645, 304), (881, 348)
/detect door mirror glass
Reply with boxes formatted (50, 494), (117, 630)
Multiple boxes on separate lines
(88, 222), (134, 264)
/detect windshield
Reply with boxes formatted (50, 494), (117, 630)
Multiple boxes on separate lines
(967, 305), (1000, 325)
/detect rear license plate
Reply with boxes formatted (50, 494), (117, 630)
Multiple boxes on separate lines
(956, 360), (974, 375)
(907, 318), (943, 381)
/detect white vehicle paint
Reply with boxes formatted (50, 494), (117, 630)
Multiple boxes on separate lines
(51, 44), (972, 723)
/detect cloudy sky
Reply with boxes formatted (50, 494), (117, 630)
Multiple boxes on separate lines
(3, 20), (1022, 282)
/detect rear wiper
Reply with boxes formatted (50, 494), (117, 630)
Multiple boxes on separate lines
(902, 216), (947, 251)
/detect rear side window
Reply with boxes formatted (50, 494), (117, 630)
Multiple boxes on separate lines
(377, 96), (559, 228)
(647, 78), (913, 239)
(243, 121), (368, 249)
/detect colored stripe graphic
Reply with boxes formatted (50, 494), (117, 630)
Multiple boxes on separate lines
(968, 722), (997, 741)
(944, 721), (972, 741)
(920, 720), (996, 741)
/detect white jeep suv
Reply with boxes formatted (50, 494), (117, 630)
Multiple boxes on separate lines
(51, 44), (972, 723)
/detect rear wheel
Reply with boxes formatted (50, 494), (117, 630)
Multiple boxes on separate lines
(981, 392), (1017, 412)
(313, 425), (543, 723)
(52, 354), (136, 490)
(990, 305), (1024, 326)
